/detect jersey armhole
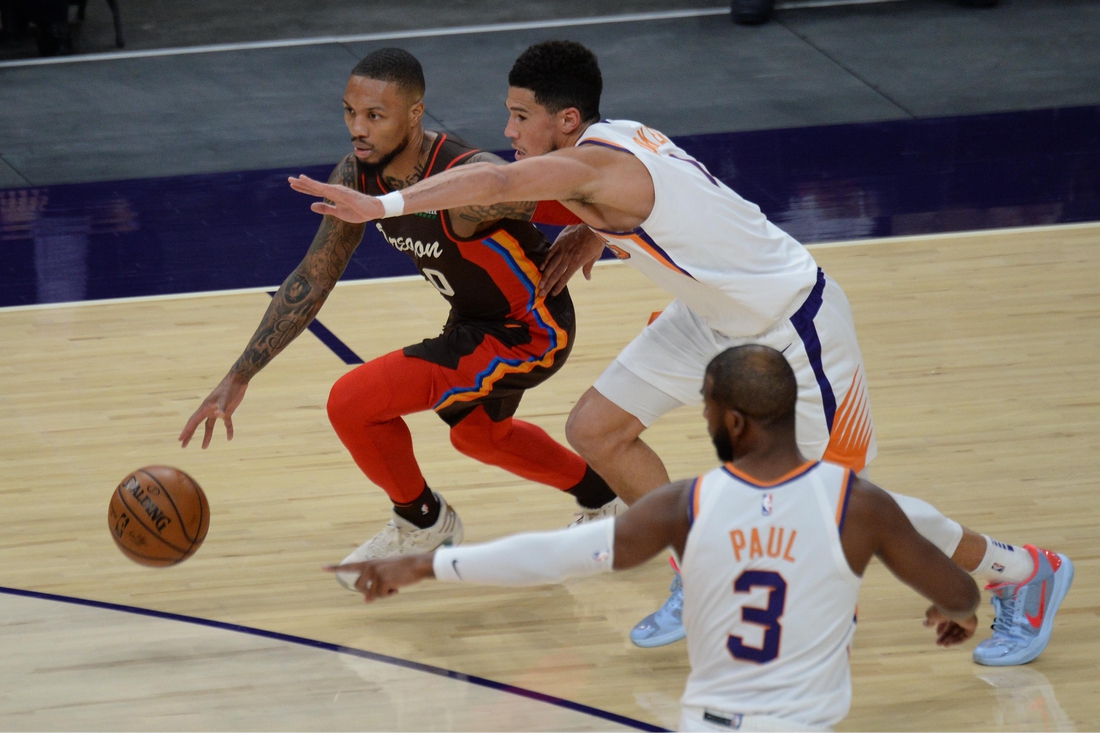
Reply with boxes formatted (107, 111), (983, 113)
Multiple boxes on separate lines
(687, 476), (703, 529)
(836, 468), (855, 535)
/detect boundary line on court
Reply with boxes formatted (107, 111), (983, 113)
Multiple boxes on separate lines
(803, 219), (1100, 250)
(0, 0), (905, 70)
(2, 220), (1097, 314)
(0, 8), (727, 68)
(0, 585), (668, 732)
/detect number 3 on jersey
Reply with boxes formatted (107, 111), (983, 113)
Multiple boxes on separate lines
(727, 570), (787, 663)
(422, 267), (455, 297)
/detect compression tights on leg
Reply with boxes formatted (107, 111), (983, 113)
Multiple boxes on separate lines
(327, 350), (615, 513)
(450, 406), (617, 509)
(327, 350), (436, 506)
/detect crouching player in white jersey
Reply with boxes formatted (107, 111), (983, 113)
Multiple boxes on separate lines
(290, 41), (1073, 666)
(328, 345), (983, 732)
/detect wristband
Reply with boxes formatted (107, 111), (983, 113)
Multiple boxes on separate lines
(377, 191), (405, 218)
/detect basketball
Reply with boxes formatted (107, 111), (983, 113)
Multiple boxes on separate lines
(108, 466), (210, 567)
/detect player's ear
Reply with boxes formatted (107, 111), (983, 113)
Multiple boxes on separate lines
(409, 99), (424, 126)
(558, 107), (583, 135)
(724, 409), (746, 442)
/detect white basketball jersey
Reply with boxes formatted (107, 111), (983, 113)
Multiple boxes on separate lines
(577, 120), (819, 338)
(680, 461), (861, 729)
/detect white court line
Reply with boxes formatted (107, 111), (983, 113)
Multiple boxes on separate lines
(0, 274), (424, 313)
(0, 8), (727, 69)
(3, 220), (1097, 314)
(804, 219), (1100, 250)
(0, 0), (907, 70)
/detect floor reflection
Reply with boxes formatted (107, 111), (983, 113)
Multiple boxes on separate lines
(976, 667), (1076, 732)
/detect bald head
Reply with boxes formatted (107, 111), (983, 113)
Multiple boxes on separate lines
(705, 345), (797, 426)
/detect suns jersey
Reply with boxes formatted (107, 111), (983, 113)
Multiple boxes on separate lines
(680, 460), (861, 729)
(577, 120), (819, 338)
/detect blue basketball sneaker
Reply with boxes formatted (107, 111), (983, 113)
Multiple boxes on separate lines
(630, 573), (686, 648)
(973, 545), (1074, 667)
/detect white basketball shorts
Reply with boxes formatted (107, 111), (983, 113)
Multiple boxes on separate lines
(593, 268), (878, 472)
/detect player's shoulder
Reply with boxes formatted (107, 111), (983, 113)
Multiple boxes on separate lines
(843, 474), (908, 534)
(432, 133), (485, 172)
(329, 152), (360, 187)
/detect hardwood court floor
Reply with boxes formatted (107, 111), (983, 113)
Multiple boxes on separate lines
(1, 223), (1098, 730)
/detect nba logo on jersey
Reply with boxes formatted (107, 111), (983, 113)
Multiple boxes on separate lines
(761, 493), (774, 516)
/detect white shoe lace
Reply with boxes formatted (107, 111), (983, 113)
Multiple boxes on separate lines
(358, 519), (404, 558)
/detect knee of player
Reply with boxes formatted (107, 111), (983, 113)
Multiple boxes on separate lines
(448, 424), (479, 456)
(327, 373), (364, 428)
(565, 405), (620, 460)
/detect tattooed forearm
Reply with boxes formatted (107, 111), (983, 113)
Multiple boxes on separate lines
(228, 154), (366, 380)
(230, 275), (326, 380)
(283, 272), (312, 304)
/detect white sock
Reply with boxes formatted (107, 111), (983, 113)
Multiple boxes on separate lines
(974, 536), (1035, 585)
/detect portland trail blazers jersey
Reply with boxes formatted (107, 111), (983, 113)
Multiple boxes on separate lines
(356, 133), (575, 425)
(680, 461), (862, 729)
(577, 120), (819, 339)
(358, 133), (560, 323)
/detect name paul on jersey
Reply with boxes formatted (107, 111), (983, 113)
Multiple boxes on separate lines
(375, 222), (442, 259)
(731, 525), (797, 563)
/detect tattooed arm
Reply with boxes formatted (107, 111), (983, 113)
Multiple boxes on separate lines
(180, 154), (366, 449)
(447, 152), (536, 238)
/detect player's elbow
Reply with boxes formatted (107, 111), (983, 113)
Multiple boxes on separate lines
(477, 163), (513, 204)
(455, 161), (514, 204)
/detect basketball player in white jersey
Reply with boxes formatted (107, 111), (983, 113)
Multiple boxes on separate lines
(327, 345), (983, 732)
(289, 41), (1073, 665)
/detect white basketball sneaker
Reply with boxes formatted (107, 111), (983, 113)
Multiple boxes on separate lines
(335, 492), (464, 591)
(569, 497), (627, 526)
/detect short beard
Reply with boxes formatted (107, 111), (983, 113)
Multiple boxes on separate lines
(711, 427), (734, 463)
(358, 131), (412, 175)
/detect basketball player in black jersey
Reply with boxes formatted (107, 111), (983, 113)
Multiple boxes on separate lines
(180, 48), (620, 578)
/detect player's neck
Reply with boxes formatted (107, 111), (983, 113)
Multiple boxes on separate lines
(562, 121), (594, 149)
(380, 127), (433, 190)
(727, 440), (808, 483)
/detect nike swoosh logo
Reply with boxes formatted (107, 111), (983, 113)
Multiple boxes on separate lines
(451, 559), (462, 580)
(1025, 580), (1047, 628)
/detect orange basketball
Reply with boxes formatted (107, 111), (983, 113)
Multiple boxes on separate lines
(108, 466), (210, 567)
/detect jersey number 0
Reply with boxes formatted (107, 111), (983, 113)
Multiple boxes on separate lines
(422, 268), (455, 297)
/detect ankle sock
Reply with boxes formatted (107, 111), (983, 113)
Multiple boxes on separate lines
(393, 485), (441, 529)
(565, 465), (618, 509)
(974, 536), (1035, 585)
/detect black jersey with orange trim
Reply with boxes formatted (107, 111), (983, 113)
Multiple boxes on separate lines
(355, 133), (576, 426)
(357, 133), (560, 322)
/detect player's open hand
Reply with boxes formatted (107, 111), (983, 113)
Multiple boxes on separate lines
(288, 175), (384, 223)
(325, 554), (436, 603)
(924, 605), (978, 647)
(538, 224), (606, 297)
(180, 373), (249, 449)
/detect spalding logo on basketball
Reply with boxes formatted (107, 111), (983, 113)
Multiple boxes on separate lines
(108, 466), (210, 567)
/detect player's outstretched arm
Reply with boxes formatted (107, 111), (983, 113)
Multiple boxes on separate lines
(842, 479), (981, 646)
(290, 148), (604, 225)
(448, 151), (537, 235)
(327, 479), (694, 603)
(180, 155), (367, 449)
